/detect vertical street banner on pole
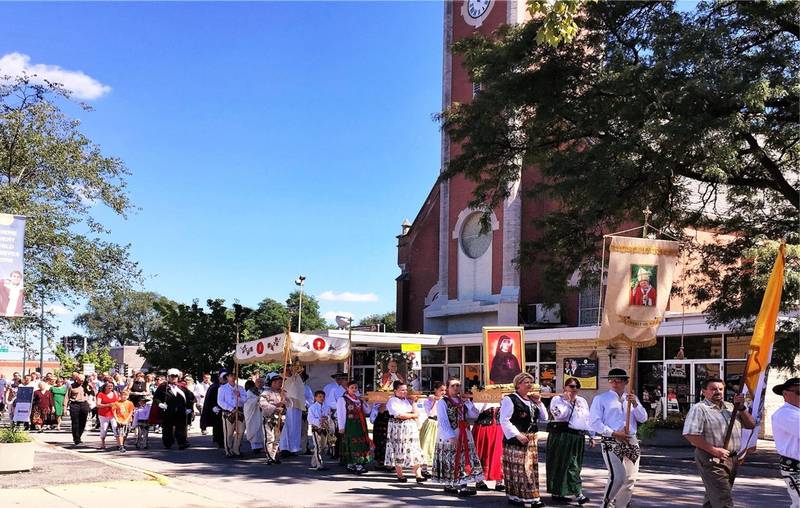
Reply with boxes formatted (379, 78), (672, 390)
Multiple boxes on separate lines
(739, 243), (785, 456)
(13, 386), (33, 422)
(599, 236), (681, 347)
(0, 213), (26, 317)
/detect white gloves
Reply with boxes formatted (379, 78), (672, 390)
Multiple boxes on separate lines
(185, 409), (193, 415)
(158, 403), (167, 410)
(212, 406), (221, 414)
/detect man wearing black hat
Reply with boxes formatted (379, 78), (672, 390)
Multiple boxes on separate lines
(771, 378), (800, 508)
(200, 371), (227, 448)
(588, 368), (648, 508)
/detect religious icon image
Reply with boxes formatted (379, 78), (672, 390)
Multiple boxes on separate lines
(629, 264), (657, 307)
(377, 354), (408, 391)
(483, 327), (525, 386)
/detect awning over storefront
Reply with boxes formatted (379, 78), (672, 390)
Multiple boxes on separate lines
(327, 330), (442, 347)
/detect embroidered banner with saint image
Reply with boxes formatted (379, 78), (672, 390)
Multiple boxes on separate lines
(600, 237), (680, 347)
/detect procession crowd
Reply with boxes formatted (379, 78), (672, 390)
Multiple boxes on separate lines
(0, 368), (797, 508)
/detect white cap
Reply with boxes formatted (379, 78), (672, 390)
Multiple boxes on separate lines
(167, 368), (181, 377)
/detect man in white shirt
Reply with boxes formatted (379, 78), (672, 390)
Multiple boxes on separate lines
(217, 371), (246, 458)
(323, 372), (347, 458)
(589, 368), (648, 508)
(772, 378), (800, 508)
(194, 373), (211, 434)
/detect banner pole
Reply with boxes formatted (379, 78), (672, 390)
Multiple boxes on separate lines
(625, 343), (637, 434)
(723, 351), (753, 450)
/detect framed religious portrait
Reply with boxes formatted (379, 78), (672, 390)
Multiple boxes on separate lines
(482, 326), (525, 386)
(563, 357), (598, 390)
(375, 350), (415, 392)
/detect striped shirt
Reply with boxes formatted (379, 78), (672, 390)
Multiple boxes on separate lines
(682, 399), (742, 452)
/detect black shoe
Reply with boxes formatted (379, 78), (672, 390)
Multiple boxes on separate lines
(178, 443), (190, 450)
(508, 501), (524, 507)
(396, 477), (408, 483)
(444, 487), (458, 496)
(421, 470), (432, 479)
(575, 495), (590, 505)
(476, 481), (490, 491)
(495, 483), (506, 492)
(531, 500), (546, 508)
(551, 496), (570, 505)
(457, 487), (476, 497)
(279, 450), (292, 459)
(303, 449), (313, 455)
(252, 448), (263, 455)
(415, 476), (427, 483)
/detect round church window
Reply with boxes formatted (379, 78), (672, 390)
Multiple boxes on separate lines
(460, 213), (491, 259)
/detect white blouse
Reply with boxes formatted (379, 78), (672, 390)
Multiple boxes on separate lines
(436, 397), (479, 441)
(499, 393), (548, 440)
(386, 396), (414, 417)
(549, 395), (592, 431)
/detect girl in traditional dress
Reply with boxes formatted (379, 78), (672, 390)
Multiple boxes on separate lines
(546, 377), (592, 505)
(499, 372), (549, 508)
(472, 402), (505, 492)
(336, 380), (373, 474)
(385, 381), (427, 483)
(419, 381), (445, 478)
(432, 378), (484, 496)
(370, 401), (391, 470)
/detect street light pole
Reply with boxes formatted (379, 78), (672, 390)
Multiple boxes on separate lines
(294, 276), (306, 333)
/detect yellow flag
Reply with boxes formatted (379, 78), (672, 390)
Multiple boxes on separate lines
(743, 243), (785, 394)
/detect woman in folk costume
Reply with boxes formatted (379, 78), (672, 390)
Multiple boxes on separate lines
(337, 379), (373, 474)
(499, 372), (549, 508)
(243, 379), (265, 455)
(419, 381), (446, 477)
(369, 401), (391, 470)
(280, 362), (306, 455)
(546, 377), (592, 505)
(432, 378), (484, 496)
(384, 381), (427, 483)
(472, 401), (505, 492)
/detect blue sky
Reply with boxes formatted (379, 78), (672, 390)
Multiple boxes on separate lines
(0, 1), (445, 347)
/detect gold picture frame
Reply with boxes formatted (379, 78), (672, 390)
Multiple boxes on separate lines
(482, 326), (526, 387)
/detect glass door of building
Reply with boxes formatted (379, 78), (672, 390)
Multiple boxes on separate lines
(663, 360), (723, 416)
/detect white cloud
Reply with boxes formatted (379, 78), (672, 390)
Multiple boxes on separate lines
(318, 291), (379, 303)
(323, 311), (353, 323)
(0, 52), (111, 100)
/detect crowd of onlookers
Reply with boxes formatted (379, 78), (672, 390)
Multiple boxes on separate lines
(0, 369), (213, 453)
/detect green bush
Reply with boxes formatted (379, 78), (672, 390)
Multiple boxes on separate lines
(0, 426), (33, 443)
(638, 413), (686, 439)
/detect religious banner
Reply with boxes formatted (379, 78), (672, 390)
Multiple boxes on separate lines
(234, 332), (350, 364)
(0, 214), (26, 317)
(600, 236), (680, 347)
(483, 326), (525, 386)
(13, 386), (33, 423)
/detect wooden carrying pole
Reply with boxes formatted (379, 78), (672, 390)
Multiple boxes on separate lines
(723, 351), (753, 450)
(275, 328), (292, 438)
(624, 344), (638, 434)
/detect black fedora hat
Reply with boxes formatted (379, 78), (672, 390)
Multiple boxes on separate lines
(330, 371), (347, 379)
(772, 377), (799, 395)
(605, 368), (630, 380)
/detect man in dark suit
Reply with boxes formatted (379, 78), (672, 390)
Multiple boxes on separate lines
(153, 368), (195, 449)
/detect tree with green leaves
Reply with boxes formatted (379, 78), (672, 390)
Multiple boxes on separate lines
(0, 75), (140, 341)
(440, 1), (799, 370)
(286, 291), (325, 333)
(243, 297), (290, 339)
(359, 311), (397, 333)
(138, 299), (251, 377)
(73, 290), (174, 347)
(54, 342), (115, 377)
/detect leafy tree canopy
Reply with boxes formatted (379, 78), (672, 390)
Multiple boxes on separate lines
(286, 290), (326, 333)
(73, 290), (174, 347)
(441, 1), (799, 370)
(0, 76), (140, 341)
(359, 311), (397, 333)
(243, 297), (290, 340)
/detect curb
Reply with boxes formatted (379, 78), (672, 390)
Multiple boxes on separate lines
(31, 435), (170, 486)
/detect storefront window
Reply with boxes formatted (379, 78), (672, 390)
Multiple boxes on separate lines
(665, 335), (722, 359)
(724, 362), (745, 402)
(448, 346), (463, 364)
(447, 366), (461, 381)
(421, 366), (445, 392)
(638, 337), (664, 361)
(525, 343), (538, 363)
(638, 362), (663, 418)
(540, 364), (556, 392)
(525, 364), (538, 382)
(725, 335), (750, 359)
(422, 347), (446, 365)
(464, 345), (481, 364)
(540, 342), (556, 362)
(353, 349), (375, 366)
(352, 367), (375, 392)
(464, 364), (482, 391)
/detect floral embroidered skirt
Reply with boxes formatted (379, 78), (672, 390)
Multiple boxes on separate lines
(502, 434), (541, 502)
(384, 418), (424, 468)
(432, 433), (485, 487)
(340, 417), (373, 466)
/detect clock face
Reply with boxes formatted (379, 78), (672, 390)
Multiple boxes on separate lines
(467, 0), (491, 19)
